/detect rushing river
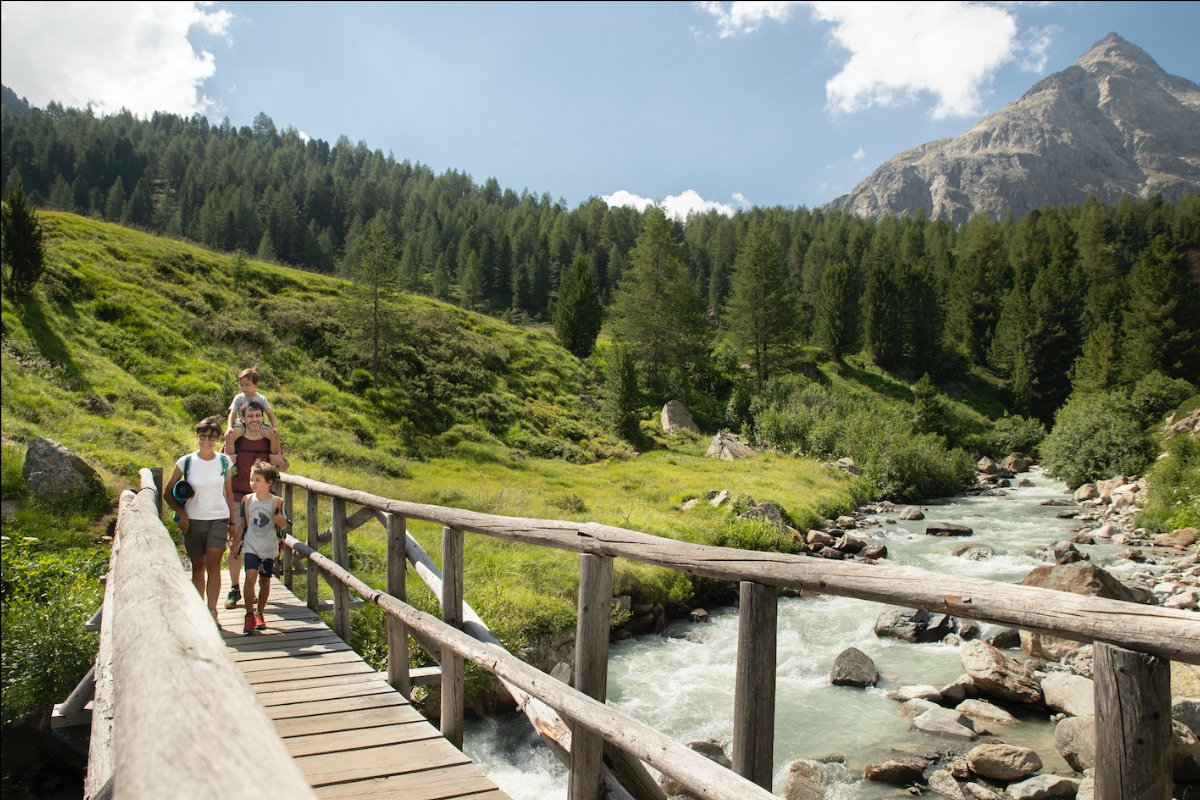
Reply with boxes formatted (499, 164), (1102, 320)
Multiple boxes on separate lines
(463, 468), (1106, 798)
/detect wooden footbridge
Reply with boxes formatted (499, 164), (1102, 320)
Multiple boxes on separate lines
(58, 468), (1200, 800)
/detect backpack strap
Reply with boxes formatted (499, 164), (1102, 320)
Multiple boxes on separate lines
(182, 454), (191, 481)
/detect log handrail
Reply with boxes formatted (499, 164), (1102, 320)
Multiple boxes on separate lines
(84, 470), (314, 798)
(279, 473), (1200, 664)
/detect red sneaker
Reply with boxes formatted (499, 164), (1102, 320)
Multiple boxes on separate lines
(254, 612), (266, 631)
(243, 611), (255, 634)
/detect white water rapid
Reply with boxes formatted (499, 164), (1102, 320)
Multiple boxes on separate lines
(463, 468), (1105, 798)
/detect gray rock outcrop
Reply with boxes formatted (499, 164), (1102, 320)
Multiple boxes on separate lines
(22, 437), (104, 501)
(705, 431), (756, 461)
(830, 647), (878, 687)
(960, 640), (1042, 705)
(660, 400), (700, 435)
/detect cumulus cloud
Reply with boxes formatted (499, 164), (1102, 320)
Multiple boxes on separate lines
(603, 189), (738, 219)
(700, 1), (1046, 119)
(853, 147), (866, 160)
(0, 1), (233, 116)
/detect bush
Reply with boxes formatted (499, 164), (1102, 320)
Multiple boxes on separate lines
(1129, 371), (1196, 427)
(1137, 435), (1200, 534)
(985, 414), (1047, 458)
(1040, 392), (1155, 488)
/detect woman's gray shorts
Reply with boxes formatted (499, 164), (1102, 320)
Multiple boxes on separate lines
(184, 518), (228, 558)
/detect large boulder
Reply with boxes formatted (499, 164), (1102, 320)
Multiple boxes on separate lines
(863, 755), (928, 784)
(1054, 715), (1096, 771)
(661, 399), (700, 435)
(22, 437), (104, 501)
(830, 647), (878, 687)
(966, 743), (1042, 781)
(1018, 562), (1139, 660)
(960, 640), (1043, 705)
(658, 739), (730, 797)
(706, 431), (756, 461)
(1041, 672), (1095, 717)
(874, 606), (957, 643)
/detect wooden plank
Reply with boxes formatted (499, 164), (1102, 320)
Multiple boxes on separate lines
(571, 553), (613, 800)
(272, 704), (427, 738)
(284, 721), (441, 757)
(732, 581), (777, 790)
(263, 692), (407, 721)
(280, 473), (1200, 664)
(294, 738), (472, 786)
(1094, 641), (1173, 800)
(386, 512), (411, 697)
(315, 764), (503, 800)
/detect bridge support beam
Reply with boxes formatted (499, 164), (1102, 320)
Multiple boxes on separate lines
(570, 553), (613, 800)
(306, 490), (319, 612)
(385, 513), (411, 698)
(1094, 641), (1172, 800)
(733, 580), (777, 790)
(331, 497), (350, 641)
(441, 526), (465, 750)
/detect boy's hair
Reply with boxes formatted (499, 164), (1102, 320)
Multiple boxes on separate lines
(243, 398), (267, 415)
(196, 416), (223, 437)
(237, 367), (260, 385)
(250, 461), (279, 484)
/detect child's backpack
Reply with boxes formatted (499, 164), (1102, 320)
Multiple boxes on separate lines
(171, 453), (231, 522)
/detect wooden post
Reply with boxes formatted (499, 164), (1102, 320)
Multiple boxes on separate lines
(732, 581), (777, 790)
(570, 553), (613, 800)
(1093, 641), (1172, 800)
(331, 497), (350, 642)
(306, 490), (319, 612)
(281, 484), (293, 589)
(150, 467), (162, 519)
(385, 513), (411, 697)
(441, 525), (465, 750)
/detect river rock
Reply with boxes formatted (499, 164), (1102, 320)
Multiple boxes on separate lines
(939, 674), (978, 704)
(1004, 774), (1079, 799)
(860, 544), (888, 560)
(888, 684), (943, 702)
(966, 743), (1042, 781)
(830, 647), (878, 687)
(782, 759), (832, 800)
(927, 769), (966, 799)
(874, 606), (957, 643)
(927, 522), (974, 537)
(899, 505), (925, 520)
(961, 782), (1006, 800)
(863, 754), (928, 784)
(22, 437), (105, 501)
(912, 707), (980, 740)
(900, 698), (940, 717)
(1174, 697), (1200, 737)
(956, 699), (1017, 724)
(1157, 527), (1199, 549)
(661, 399), (700, 435)
(1175, 719), (1200, 781)
(1040, 672), (1094, 717)
(1054, 715), (1096, 771)
(1073, 483), (1098, 501)
(658, 739), (730, 796)
(1017, 562), (1138, 660)
(960, 640), (1043, 705)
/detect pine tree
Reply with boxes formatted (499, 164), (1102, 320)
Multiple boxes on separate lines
(343, 214), (401, 388)
(724, 224), (796, 389)
(604, 344), (640, 441)
(1, 179), (46, 297)
(1123, 236), (1200, 382)
(814, 260), (859, 360)
(553, 256), (603, 359)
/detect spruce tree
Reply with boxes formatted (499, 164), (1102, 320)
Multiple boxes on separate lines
(814, 260), (859, 360)
(1123, 236), (1200, 382)
(1, 179), (46, 297)
(553, 256), (603, 359)
(725, 224), (796, 389)
(604, 344), (640, 441)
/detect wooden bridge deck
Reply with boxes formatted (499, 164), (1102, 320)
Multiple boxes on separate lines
(215, 573), (509, 800)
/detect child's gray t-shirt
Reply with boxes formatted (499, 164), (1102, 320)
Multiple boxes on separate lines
(230, 392), (273, 423)
(242, 495), (280, 560)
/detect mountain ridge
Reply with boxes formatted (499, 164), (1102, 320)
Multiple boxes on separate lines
(824, 33), (1200, 224)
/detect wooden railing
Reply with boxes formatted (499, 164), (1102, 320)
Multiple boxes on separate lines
(277, 472), (1200, 800)
(77, 470), (314, 800)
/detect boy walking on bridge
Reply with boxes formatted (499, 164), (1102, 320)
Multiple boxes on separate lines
(233, 462), (288, 634)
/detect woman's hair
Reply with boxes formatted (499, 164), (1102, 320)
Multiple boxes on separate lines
(196, 416), (223, 437)
(250, 461), (279, 483)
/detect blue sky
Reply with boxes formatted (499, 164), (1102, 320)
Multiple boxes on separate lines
(2, 2), (1198, 218)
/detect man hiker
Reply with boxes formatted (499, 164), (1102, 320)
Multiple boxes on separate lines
(222, 399), (289, 609)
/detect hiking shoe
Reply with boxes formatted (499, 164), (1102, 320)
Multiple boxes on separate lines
(254, 612), (266, 631)
(225, 586), (241, 609)
(243, 611), (255, 635)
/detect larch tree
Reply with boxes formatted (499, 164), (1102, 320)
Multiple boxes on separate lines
(724, 224), (796, 389)
(346, 213), (402, 388)
(1, 179), (46, 298)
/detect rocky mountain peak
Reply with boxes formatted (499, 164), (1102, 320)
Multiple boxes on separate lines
(823, 34), (1200, 225)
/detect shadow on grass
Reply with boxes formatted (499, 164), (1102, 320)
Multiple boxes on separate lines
(14, 295), (90, 392)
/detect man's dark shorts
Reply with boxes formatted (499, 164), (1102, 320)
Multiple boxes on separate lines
(184, 518), (228, 559)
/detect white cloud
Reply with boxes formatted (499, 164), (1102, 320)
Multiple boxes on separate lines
(853, 147), (866, 160)
(0, 1), (233, 117)
(603, 189), (738, 219)
(701, 1), (1048, 120)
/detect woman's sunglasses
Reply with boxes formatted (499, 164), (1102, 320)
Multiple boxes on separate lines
(197, 432), (221, 441)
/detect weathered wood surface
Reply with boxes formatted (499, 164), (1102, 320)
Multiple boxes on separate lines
(441, 526), (465, 750)
(216, 569), (509, 800)
(289, 537), (778, 800)
(1093, 641), (1173, 800)
(570, 553), (613, 800)
(108, 482), (314, 798)
(280, 474), (1200, 663)
(82, 491), (124, 800)
(732, 581), (777, 789)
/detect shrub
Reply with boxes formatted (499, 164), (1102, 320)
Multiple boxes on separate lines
(1129, 371), (1196, 427)
(1040, 392), (1155, 488)
(1137, 435), (1200, 534)
(986, 414), (1047, 458)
